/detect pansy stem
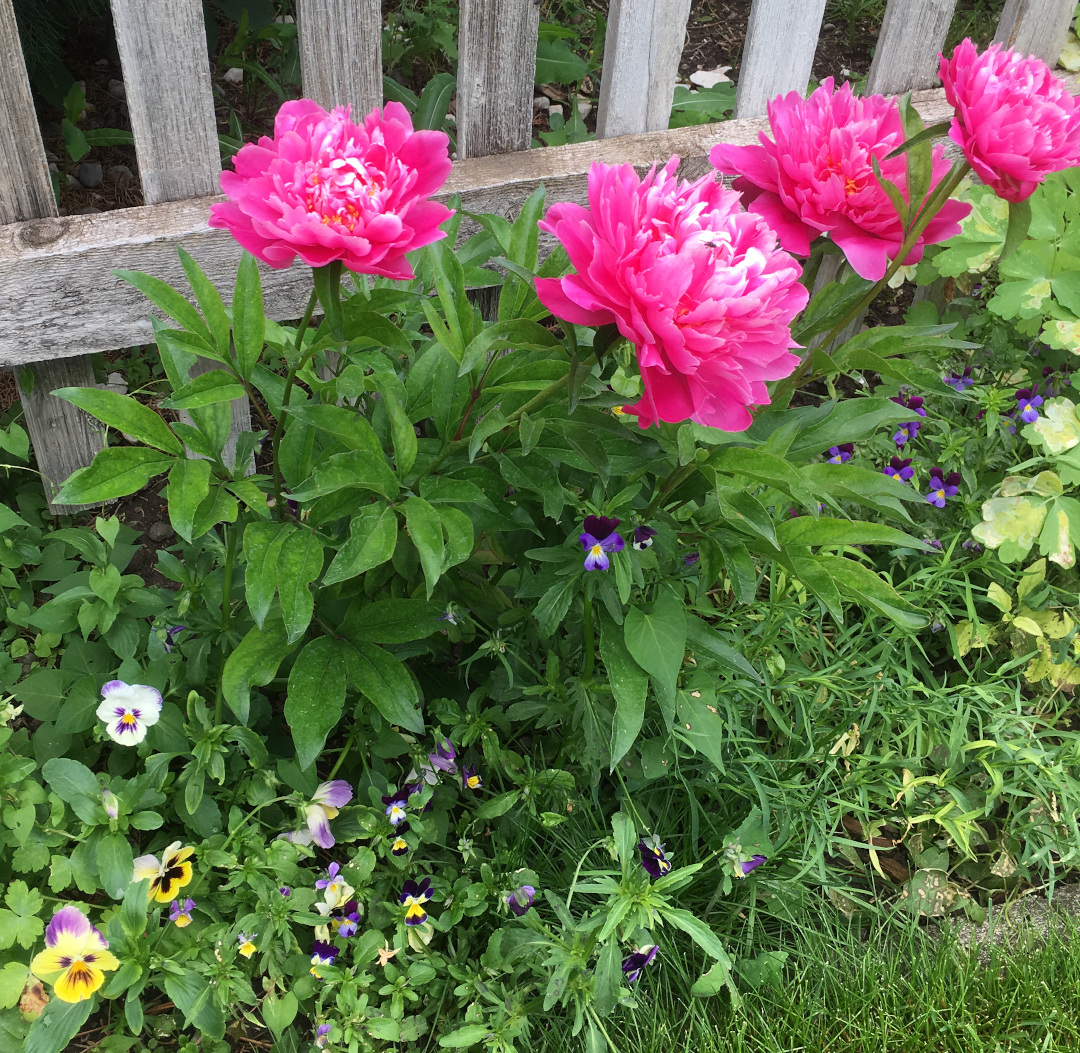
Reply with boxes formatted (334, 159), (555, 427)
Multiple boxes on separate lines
(327, 728), (357, 780)
(214, 520), (241, 724)
(582, 594), (595, 680)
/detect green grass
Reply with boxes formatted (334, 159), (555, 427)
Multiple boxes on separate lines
(536, 914), (1080, 1053)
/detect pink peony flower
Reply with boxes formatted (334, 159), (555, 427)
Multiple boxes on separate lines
(939, 39), (1080, 204)
(535, 159), (808, 432)
(710, 79), (970, 281)
(209, 99), (453, 278)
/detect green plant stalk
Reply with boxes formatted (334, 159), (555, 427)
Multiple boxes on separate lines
(214, 521), (241, 725)
(776, 160), (973, 399)
(582, 593), (595, 680)
(505, 372), (570, 424)
(644, 461), (698, 517)
(219, 794), (293, 853)
(271, 288), (319, 516)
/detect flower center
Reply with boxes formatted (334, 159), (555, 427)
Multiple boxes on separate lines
(591, 544), (603, 557)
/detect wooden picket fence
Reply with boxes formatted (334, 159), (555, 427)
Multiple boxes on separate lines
(0, 0), (1074, 511)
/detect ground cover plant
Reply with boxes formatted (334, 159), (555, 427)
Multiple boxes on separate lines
(4, 26), (1080, 1053)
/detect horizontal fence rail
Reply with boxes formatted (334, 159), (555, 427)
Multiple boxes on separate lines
(0, 0), (1077, 511)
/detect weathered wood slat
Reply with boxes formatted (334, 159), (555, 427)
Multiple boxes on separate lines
(0, 0), (54, 224)
(595, 0), (693, 138)
(2, 0), (104, 512)
(297, 0), (382, 113)
(109, 0), (220, 202)
(995, 0), (1076, 63)
(735, 0), (829, 118)
(18, 358), (109, 510)
(0, 86), (967, 368)
(867, 0), (959, 96)
(111, 0), (250, 469)
(457, 0), (541, 159)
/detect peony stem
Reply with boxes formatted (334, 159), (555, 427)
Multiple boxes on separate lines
(505, 373), (570, 424)
(271, 288), (319, 517)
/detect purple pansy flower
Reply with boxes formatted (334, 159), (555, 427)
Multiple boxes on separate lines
(580, 515), (625, 571)
(428, 737), (457, 775)
(638, 837), (673, 879)
(303, 780), (353, 849)
(382, 793), (408, 827)
(925, 467), (960, 508)
(315, 1023), (332, 1049)
(622, 944), (658, 983)
(334, 900), (361, 938)
(310, 941), (339, 978)
(400, 878), (434, 926)
(739, 854), (767, 876)
(279, 885), (291, 897)
(962, 539), (981, 552)
(943, 366), (974, 392)
(390, 834), (409, 856)
(506, 885), (536, 917)
(162, 625), (187, 653)
(315, 862), (346, 895)
(883, 457), (914, 483)
(461, 765), (483, 791)
(684, 551), (699, 566)
(632, 525), (657, 551)
(169, 898), (195, 927)
(826, 443), (853, 464)
(1016, 387), (1043, 423)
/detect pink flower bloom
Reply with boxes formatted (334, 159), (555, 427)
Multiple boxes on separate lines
(209, 99), (453, 278)
(535, 159), (808, 432)
(710, 80), (970, 281)
(939, 39), (1080, 204)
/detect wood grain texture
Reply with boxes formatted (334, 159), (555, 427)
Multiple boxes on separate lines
(457, 0), (540, 158)
(297, 0), (382, 113)
(867, 0), (959, 95)
(15, 357), (106, 513)
(109, 0), (220, 203)
(0, 85), (970, 368)
(735, 0), (829, 118)
(3, 0), (104, 510)
(110, 0), (250, 469)
(995, 0), (1076, 63)
(0, 0), (55, 224)
(595, 0), (693, 138)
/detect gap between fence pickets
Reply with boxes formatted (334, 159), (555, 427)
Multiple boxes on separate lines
(3, 73), (1080, 373)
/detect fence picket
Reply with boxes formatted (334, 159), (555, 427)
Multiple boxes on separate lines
(995, 0), (1076, 63)
(595, 0), (693, 138)
(297, 0), (382, 113)
(111, 0), (250, 471)
(867, 0), (959, 95)
(735, 0), (828, 118)
(457, 0), (540, 159)
(1, 0), (104, 512)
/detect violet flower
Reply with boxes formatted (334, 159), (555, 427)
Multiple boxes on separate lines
(506, 885), (536, 917)
(925, 467), (960, 508)
(461, 765), (482, 791)
(739, 855), (767, 876)
(826, 443), (853, 463)
(622, 944), (658, 983)
(580, 515), (625, 571)
(1016, 387), (1043, 423)
(943, 366), (973, 392)
(883, 457), (914, 483)
(631, 525), (657, 551)
(638, 836), (673, 879)
(309, 940), (339, 978)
